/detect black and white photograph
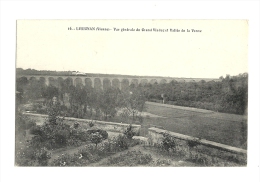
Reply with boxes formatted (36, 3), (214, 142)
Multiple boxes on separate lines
(15, 20), (248, 167)
(0, 1), (259, 182)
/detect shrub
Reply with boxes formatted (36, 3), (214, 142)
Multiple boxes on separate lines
(161, 132), (176, 151)
(54, 133), (67, 147)
(29, 125), (43, 136)
(90, 132), (104, 147)
(98, 129), (108, 140)
(87, 129), (108, 140)
(114, 134), (129, 150)
(187, 139), (201, 148)
(30, 135), (46, 149)
(29, 121), (90, 150)
(124, 124), (135, 139)
(73, 122), (80, 129)
(70, 128), (90, 142)
(88, 121), (94, 127)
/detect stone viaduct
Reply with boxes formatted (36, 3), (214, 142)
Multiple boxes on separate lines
(17, 74), (220, 90)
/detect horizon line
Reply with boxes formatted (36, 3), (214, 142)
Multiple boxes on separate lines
(16, 67), (227, 80)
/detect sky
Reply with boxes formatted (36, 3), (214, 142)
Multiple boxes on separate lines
(16, 20), (248, 78)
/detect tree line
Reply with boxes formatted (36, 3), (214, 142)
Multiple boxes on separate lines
(142, 73), (248, 115)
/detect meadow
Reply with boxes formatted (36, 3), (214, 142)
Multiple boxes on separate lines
(109, 102), (247, 149)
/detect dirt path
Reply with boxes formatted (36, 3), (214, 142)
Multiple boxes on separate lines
(48, 131), (122, 163)
(146, 101), (213, 114)
(48, 143), (196, 166)
(48, 143), (89, 163)
(46, 130), (197, 166)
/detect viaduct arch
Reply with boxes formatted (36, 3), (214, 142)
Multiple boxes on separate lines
(16, 75), (220, 90)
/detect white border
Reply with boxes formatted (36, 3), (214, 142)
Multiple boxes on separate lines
(0, 1), (259, 182)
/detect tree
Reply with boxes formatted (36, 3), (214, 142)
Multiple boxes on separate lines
(42, 85), (59, 101)
(121, 89), (146, 122)
(99, 88), (118, 120)
(89, 132), (103, 148)
(47, 96), (61, 124)
(24, 79), (45, 101)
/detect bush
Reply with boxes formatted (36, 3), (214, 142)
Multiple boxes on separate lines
(29, 122), (90, 150)
(187, 139), (201, 148)
(88, 121), (94, 127)
(70, 128), (90, 142)
(54, 133), (67, 147)
(124, 124), (135, 139)
(90, 132), (104, 147)
(87, 129), (108, 140)
(73, 122), (80, 129)
(114, 134), (129, 150)
(161, 132), (176, 151)
(29, 125), (43, 136)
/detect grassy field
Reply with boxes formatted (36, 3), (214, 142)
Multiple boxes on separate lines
(105, 102), (247, 149)
(137, 102), (247, 149)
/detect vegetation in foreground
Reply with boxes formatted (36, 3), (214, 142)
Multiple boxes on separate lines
(15, 103), (140, 166)
(15, 109), (246, 167)
(15, 116), (140, 167)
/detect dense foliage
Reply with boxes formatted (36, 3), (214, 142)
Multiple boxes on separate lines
(15, 99), (140, 166)
(154, 132), (247, 166)
(17, 71), (248, 115)
(17, 77), (147, 121)
(161, 132), (177, 151)
(15, 114), (51, 166)
(144, 73), (248, 115)
(124, 124), (135, 139)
